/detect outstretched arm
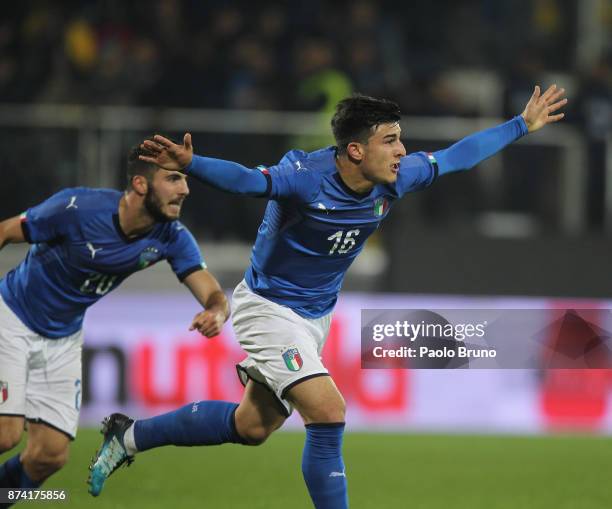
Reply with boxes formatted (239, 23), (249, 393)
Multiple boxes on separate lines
(0, 216), (26, 251)
(183, 269), (230, 338)
(435, 84), (567, 175)
(140, 134), (268, 196)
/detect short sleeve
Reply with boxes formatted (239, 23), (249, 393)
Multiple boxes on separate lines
(21, 189), (79, 243)
(260, 151), (321, 202)
(391, 152), (438, 198)
(166, 222), (207, 281)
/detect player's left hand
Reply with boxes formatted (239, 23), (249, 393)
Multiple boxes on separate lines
(189, 309), (225, 338)
(521, 84), (567, 133)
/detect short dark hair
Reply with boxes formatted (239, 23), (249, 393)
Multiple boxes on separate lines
(331, 94), (401, 154)
(126, 141), (158, 190)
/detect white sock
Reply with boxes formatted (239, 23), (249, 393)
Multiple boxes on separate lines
(123, 423), (138, 456)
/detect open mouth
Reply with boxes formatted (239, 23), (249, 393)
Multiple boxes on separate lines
(391, 163), (400, 173)
(169, 199), (183, 206)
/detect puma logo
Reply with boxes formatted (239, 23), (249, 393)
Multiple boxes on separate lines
(317, 203), (336, 214)
(86, 242), (103, 259)
(66, 196), (78, 209)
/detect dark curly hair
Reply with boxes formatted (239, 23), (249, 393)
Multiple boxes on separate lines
(126, 135), (177, 190)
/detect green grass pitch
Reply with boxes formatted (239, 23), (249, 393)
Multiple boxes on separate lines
(2, 430), (611, 508)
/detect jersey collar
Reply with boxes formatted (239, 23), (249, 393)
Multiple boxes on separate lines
(113, 214), (154, 243)
(333, 173), (373, 200)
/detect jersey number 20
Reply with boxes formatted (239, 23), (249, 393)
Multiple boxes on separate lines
(327, 229), (360, 255)
(80, 273), (118, 296)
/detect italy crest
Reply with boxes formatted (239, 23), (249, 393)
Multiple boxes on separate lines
(138, 247), (161, 269)
(0, 381), (8, 404)
(373, 197), (388, 217)
(282, 348), (303, 372)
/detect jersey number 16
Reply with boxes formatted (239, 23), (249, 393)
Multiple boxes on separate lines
(327, 229), (360, 255)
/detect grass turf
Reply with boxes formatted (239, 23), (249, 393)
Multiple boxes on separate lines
(2, 430), (610, 508)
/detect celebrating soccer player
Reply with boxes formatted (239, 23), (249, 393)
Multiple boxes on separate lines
(0, 142), (229, 504)
(88, 85), (566, 508)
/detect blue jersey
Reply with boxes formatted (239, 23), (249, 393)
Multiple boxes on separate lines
(0, 188), (205, 339)
(245, 147), (437, 317)
(186, 116), (526, 318)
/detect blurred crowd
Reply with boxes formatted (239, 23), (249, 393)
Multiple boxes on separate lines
(0, 0), (611, 236)
(1, 0), (609, 115)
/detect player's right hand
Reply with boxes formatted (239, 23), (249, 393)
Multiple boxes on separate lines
(189, 309), (225, 338)
(139, 133), (194, 172)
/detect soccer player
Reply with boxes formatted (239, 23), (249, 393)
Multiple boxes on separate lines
(88, 85), (566, 508)
(0, 143), (229, 503)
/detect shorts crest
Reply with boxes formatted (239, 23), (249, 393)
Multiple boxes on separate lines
(282, 347), (303, 372)
(0, 381), (8, 404)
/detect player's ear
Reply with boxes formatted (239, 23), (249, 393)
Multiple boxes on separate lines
(346, 142), (364, 162)
(131, 175), (149, 196)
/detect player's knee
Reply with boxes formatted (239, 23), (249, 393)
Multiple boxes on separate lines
(23, 445), (69, 478)
(0, 433), (21, 453)
(239, 425), (275, 446)
(318, 404), (346, 424)
(304, 396), (346, 424)
(0, 426), (22, 453)
(37, 453), (68, 476)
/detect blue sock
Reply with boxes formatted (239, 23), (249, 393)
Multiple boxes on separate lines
(134, 401), (245, 452)
(0, 454), (40, 489)
(302, 423), (348, 509)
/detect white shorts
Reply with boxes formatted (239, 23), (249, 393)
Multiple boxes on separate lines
(0, 296), (83, 439)
(232, 280), (332, 416)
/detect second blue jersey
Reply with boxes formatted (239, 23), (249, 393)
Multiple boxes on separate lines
(0, 188), (205, 338)
(245, 147), (437, 317)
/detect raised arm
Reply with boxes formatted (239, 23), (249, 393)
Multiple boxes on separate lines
(140, 134), (268, 196)
(0, 215), (26, 251)
(182, 269), (230, 338)
(434, 84), (567, 175)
